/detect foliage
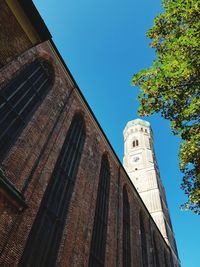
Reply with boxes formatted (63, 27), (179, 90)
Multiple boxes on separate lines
(132, 0), (200, 214)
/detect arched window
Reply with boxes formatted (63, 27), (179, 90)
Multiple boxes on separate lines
(123, 186), (131, 267)
(0, 59), (54, 162)
(88, 154), (110, 267)
(133, 139), (139, 148)
(20, 113), (86, 267)
(152, 232), (160, 267)
(139, 212), (148, 267)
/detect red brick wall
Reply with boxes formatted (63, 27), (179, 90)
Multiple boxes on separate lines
(0, 42), (174, 266)
(0, 1), (33, 68)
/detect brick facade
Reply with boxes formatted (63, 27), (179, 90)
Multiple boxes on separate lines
(0, 1), (32, 67)
(0, 2), (180, 266)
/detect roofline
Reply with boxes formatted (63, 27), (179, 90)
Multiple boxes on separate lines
(18, 0), (52, 41)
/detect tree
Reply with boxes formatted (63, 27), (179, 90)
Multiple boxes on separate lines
(132, 0), (200, 214)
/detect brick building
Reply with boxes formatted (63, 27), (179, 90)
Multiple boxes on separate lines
(0, 1), (180, 266)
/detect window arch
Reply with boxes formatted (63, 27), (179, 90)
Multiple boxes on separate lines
(139, 211), (148, 267)
(0, 59), (54, 162)
(123, 186), (131, 267)
(88, 154), (111, 267)
(20, 113), (86, 267)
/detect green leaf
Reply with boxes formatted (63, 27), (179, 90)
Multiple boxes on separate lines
(132, 0), (200, 214)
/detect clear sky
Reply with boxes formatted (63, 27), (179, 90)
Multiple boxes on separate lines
(33, 1), (199, 266)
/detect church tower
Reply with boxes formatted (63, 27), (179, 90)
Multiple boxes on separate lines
(123, 118), (179, 265)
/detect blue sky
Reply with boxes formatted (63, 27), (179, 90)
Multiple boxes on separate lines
(33, 1), (199, 266)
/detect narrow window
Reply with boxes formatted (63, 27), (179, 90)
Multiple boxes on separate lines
(0, 59), (53, 162)
(153, 232), (160, 267)
(123, 186), (131, 267)
(149, 139), (151, 149)
(133, 140), (139, 148)
(165, 220), (169, 239)
(170, 251), (174, 267)
(88, 154), (110, 267)
(139, 212), (148, 267)
(20, 113), (86, 267)
(164, 249), (169, 267)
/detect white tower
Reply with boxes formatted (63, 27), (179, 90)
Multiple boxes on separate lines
(123, 119), (179, 265)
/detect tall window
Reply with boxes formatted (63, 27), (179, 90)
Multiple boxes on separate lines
(139, 212), (148, 267)
(169, 251), (174, 267)
(0, 59), (53, 162)
(149, 138), (153, 150)
(164, 249), (169, 267)
(133, 139), (139, 147)
(88, 154), (110, 267)
(20, 113), (86, 267)
(123, 186), (131, 267)
(153, 232), (160, 267)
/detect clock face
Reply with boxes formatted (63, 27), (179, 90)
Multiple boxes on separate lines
(130, 155), (141, 164)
